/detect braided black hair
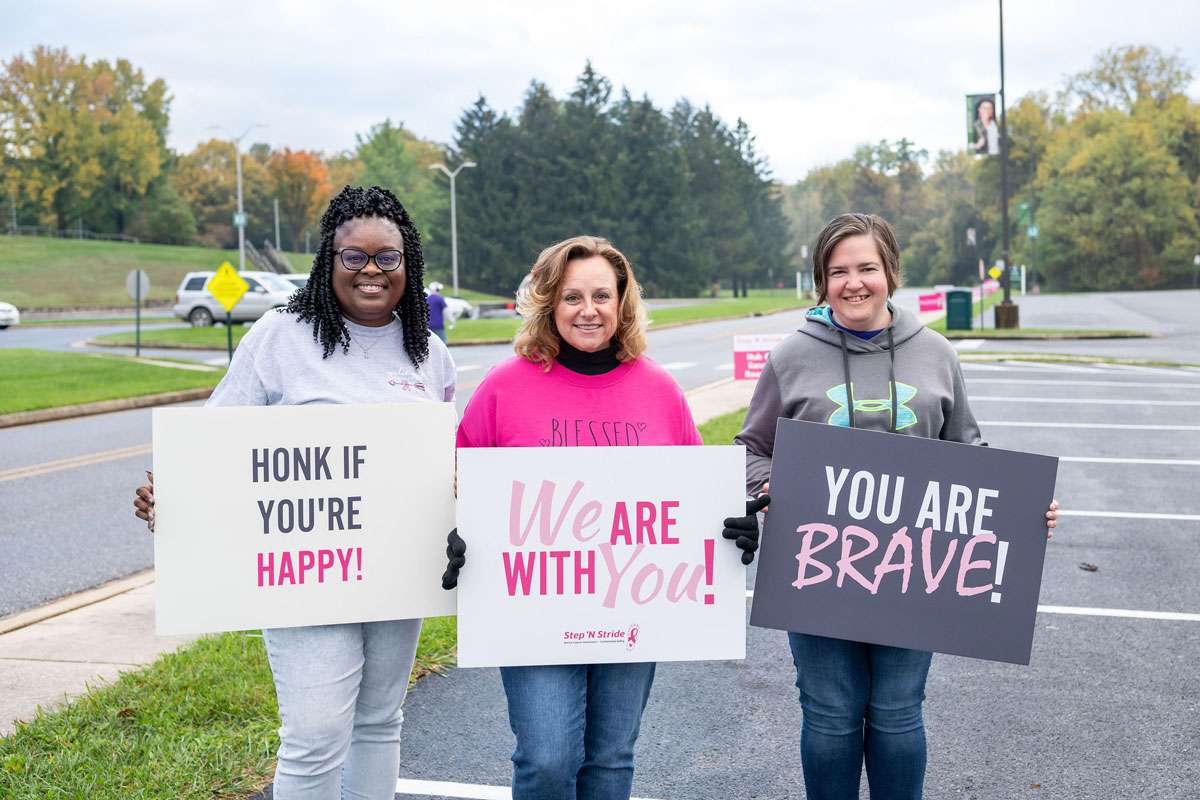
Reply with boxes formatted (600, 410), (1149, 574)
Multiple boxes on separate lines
(285, 185), (430, 364)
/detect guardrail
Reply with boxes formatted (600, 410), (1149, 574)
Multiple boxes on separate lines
(5, 225), (140, 244)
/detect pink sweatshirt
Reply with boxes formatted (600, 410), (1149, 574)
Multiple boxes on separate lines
(456, 355), (703, 449)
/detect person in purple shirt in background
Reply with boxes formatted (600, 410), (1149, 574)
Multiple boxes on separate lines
(427, 281), (449, 342)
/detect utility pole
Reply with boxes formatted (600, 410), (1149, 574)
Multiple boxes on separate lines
(995, 0), (1019, 328)
(274, 198), (281, 250)
(222, 124), (265, 271)
(429, 161), (477, 295)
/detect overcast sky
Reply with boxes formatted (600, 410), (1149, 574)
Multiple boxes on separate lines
(4, 0), (1197, 182)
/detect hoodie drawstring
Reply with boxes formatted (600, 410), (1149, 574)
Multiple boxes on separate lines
(837, 327), (899, 433)
(887, 327), (897, 433)
(838, 331), (855, 429)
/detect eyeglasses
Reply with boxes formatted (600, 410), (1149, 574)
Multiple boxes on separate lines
(335, 247), (404, 272)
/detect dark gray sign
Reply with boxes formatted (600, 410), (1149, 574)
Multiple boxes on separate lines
(750, 419), (1058, 664)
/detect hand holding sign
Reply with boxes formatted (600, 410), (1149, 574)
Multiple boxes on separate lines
(723, 494), (771, 564)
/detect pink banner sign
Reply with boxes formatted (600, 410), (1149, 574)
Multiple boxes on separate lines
(918, 292), (944, 313)
(733, 333), (789, 381)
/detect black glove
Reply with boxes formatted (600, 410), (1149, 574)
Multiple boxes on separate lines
(441, 528), (466, 590)
(723, 495), (770, 565)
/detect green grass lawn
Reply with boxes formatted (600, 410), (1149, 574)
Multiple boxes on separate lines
(0, 350), (225, 415)
(0, 235), (308, 309)
(0, 618), (457, 799)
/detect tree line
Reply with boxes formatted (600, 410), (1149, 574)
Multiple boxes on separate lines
(783, 46), (1200, 292)
(3, 45), (1196, 294)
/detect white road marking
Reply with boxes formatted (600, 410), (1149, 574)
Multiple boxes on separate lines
(953, 338), (984, 350)
(980, 420), (1200, 431)
(715, 363), (733, 370)
(960, 362), (1016, 371)
(1058, 510), (1200, 522)
(128, 357), (219, 372)
(742, 590), (1200, 621)
(971, 395), (1200, 406)
(1002, 360), (1111, 374)
(661, 361), (698, 371)
(0, 443), (152, 482)
(967, 378), (1200, 390)
(394, 779), (661, 800)
(1035, 605), (1200, 623)
(1059, 456), (1200, 466)
(456, 364), (481, 372)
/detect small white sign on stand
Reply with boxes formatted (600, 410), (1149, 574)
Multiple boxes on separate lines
(456, 446), (747, 667)
(733, 333), (789, 381)
(152, 403), (458, 635)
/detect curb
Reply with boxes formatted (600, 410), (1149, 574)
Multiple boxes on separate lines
(0, 570), (153, 635)
(0, 388), (214, 429)
(957, 352), (1200, 368)
(945, 331), (1153, 341)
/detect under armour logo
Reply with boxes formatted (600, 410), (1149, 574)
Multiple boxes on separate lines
(826, 382), (918, 430)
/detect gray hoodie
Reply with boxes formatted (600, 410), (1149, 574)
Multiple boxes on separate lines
(735, 303), (983, 494)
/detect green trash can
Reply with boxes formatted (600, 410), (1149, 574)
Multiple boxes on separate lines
(945, 289), (973, 330)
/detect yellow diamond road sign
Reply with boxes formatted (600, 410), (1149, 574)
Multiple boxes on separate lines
(209, 262), (250, 313)
(987, 265), (1003, 280)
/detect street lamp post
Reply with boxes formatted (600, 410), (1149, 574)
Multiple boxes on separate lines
(225, 124), (265, 272)
(429, 161), (477, 295)
(994, 0), (1019, 328)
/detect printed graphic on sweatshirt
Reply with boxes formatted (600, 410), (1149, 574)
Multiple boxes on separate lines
(386, 370), (428, 396)
(541, 418), (648, 447)
(826, 381), (918, 430)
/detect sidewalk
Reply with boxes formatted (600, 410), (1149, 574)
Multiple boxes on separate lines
(0, 378), (757, 738)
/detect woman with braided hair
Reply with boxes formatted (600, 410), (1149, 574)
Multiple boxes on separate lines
(133, 185), (456, 798)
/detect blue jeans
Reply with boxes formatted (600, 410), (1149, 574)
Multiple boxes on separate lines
(432, 327), (447, 342)
(264, 619), (422, 799)
(788, 633), (933, 800)
(500, 662), (656, 800)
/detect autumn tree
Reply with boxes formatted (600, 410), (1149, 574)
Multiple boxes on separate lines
(267, 148), (329, 251)
(0, 46), (168, 232)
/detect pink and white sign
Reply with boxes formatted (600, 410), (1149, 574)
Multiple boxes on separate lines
(733, 333), (789, 381)
(918, 292), (944, 313)
(455, 446), (747, 667)
(152, 403), (458, 635)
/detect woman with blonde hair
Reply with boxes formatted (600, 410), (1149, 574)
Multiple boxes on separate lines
(443, 234), (762, 800)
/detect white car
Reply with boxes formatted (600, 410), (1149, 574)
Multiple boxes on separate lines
(0, 301), (19, 329)
(282, 274), (309, 292)
(172, 271), (297, 326)
(425, 284), (474, 324)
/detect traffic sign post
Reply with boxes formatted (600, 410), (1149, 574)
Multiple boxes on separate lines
(125, 269), (151, 358)
(208, 262), (250, 365)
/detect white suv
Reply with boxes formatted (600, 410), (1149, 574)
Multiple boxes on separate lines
(172, 271), (297, 326)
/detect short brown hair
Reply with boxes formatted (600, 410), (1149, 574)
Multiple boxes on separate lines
(514, 235), (648, 369)
(811, 213), (902, 304)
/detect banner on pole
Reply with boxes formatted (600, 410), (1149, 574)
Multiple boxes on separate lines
(456, 446), (747, 667)
(152, 403), (457, 634)
(750, 420), (1057, 664)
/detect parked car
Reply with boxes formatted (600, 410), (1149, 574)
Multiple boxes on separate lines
(282, 274), (309, 292)
(425, 284), (475, 324)
(0, 300), (19, 329)
(172, 271), (297, 327)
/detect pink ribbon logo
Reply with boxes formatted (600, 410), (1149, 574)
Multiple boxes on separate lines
(626, 624), (640, 651)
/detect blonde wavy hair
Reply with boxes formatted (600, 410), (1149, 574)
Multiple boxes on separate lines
(514, 235), (648, 369)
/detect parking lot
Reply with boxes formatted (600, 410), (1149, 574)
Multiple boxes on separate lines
(382, 357), (1200, 800)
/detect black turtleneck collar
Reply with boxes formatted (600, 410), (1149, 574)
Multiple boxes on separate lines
(556, 338), (620, 375)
